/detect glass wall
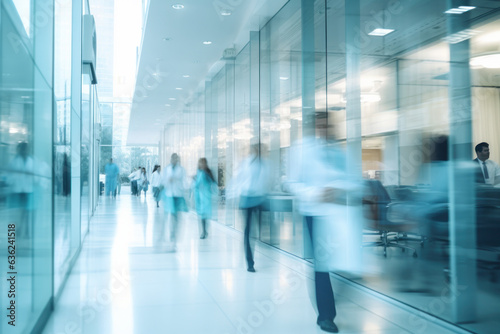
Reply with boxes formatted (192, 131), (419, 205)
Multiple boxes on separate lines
(0, 1), (54, 332)
(53, 0), (74, 296)
(159, 0), (500, 332)
(1, 0), (100, 332)
(81, 71), (92, 239)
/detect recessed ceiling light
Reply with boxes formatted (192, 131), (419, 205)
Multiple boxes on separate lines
(175, 87), (183, 90)
(172, 4), (184, 10)
(445, 8), (464, 14)
(165, 104), (171, 107)
(221, 9), (232, 16)
(169, 98), (176, 101)
(368, 28), (395, 36)
(183, 75), (190, 78)
(280, 77), (289, 81)
(203, 41), (212, 45)
(445, 6), (476, 14)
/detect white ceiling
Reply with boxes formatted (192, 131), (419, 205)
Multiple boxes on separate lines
(127, 0), (500, 146)
(127, 0), (288, 146)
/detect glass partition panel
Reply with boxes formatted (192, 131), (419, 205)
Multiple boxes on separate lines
(0, 1), (54, 332)
(53, 0), (74, 295)
(81, 72), (92, 239)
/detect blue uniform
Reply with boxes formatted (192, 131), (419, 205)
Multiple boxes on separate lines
(105, 163), (120, 196)
(194, 170), (215, 219)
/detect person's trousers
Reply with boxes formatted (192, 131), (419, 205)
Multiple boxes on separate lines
(244, 206), (259, 269)
(200, 218), (207, 237)
(306, 216), (337, 322)
(131, 180), (137, 195)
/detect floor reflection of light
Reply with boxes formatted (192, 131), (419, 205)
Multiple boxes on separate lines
(111, 209), (134, 334)
(222, 270), (234, 296)
(190, 240), (199, 276)
(363, 323), (381, 331)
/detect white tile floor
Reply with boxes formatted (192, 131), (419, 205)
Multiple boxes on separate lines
(42, 194), (468, 334)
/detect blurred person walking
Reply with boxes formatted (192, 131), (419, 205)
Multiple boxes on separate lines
(115, 173), (122, 196)
(193, 158), (216, 239)
(288, 134), (363, 333)
(161, 153), (188, 250)
(137, 167), (148, 197)
(151, 165), (162, 207)
(104, 158), (119, 198)
(233, 144), (271, 273)
(129, 167), (141, 195)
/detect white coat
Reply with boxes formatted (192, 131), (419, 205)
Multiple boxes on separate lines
(288, 137), (364, 274)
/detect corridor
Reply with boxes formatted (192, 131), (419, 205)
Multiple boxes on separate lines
(42, 190), (463, 334)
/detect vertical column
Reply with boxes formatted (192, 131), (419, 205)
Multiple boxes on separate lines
(71, 0), (83, 249)
(345, 0), (362, 178)
(446, 0), (476, 323)
(344, 0), (363, 265)
(301, 0), (315, 138)
(205, 80), (213, 166)
(33, 0), (56, 314)
(301, 0), (315, 258)
(249, 31), (260, 145)
(225, 60), (235, 226)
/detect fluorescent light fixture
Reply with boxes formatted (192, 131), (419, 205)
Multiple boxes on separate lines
(221, 9), (232, 16)
(470, 53), (500, 69)
(445, 8), (464, 14)
(175, 87), (183, 90)
(445, 6), (475, 14)
(368, 28), (394, 36)
(280, 76), (289, 81)
(172, 4), (184, 10)
(169, 98), (176, 101)
(21, 96), (30, 99)
(183, 75), (190, 78)
(203, 41), (212, 45)
(444, 29), (479, 44)
(165, 104), (171, 107)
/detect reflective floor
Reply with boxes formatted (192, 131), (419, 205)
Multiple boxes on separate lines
(42, 188), (465, 334)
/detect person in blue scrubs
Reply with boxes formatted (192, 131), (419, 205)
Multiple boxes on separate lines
(104, 158), (120, 198)
(194, 158), (216, 239)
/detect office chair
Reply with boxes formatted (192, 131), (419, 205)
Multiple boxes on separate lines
(362, 179), (419, 258)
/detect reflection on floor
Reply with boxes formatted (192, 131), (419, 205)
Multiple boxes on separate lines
(43, 190), (468, 334)
(224, 206), (499, 334)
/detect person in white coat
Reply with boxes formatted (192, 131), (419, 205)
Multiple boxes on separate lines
(233, 144), (271, 272)
(151, 165), (162, 207)
(137, 167), (148, 197)
(160, 153), (188, 250)
(128, 167), (141, 195)
(288, 136), (364, 333)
